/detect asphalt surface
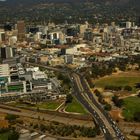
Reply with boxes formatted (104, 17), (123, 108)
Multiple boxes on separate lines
(80, 75), (125, 140)
(71, 73), (125, 140)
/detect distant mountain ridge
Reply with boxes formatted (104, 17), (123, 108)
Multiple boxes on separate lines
(0, 0), (139, 12)
(0, 0), (139, 24)
(0, 0), (135, 4)
(0, 0), (139, 5)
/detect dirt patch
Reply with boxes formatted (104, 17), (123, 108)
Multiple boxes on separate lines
(109, 109), (123, 121)
(0, 120), (9, 129)
(0, 112), (9, 128)
(0, 112), (6, 120)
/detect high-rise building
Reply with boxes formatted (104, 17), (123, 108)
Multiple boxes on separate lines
(4, 23), (12, 31)
(64, 55), (73, 64)
(0, 64), (10, 93)
(0, 31), (6, 42)
(84, 29), (93, 41)
(126, 21), (132, 28)
(138, 17), (140, 27)
(66, 27), (78, 37)
(0, 47), (15, 59)
(17, 20), (26, 41)
(0, 64), (10, 77)
(9, 36), (17, 45)
(0, 47), (6, 59)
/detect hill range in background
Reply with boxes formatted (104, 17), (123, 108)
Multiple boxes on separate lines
(0, 0), (139, 5)
(0, 0), (139, 24)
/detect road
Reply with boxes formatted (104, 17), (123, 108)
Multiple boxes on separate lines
(25, 62), (66, 73)
(24, 62), (125, 140)
(71, 73), (125, 140)
(71, 73), (114, 140)
(0, 104), (94, 127)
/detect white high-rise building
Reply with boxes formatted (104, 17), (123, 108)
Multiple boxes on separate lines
(0, 31), (5, 42)
(0, 64), (10, 83)
(0, 64), (10, 77)
(9, 36), (17, 45)
(126, 22), (132, 28)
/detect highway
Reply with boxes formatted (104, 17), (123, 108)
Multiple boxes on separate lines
(79, 76), (125, 140)
(71, 73), (125, 140)
(71, 73), (114, 140)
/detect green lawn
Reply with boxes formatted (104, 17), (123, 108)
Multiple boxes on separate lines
(94, 76), (140, 92)
(95, 76), (140, 87)
(36, 101), (62, 110)
(9, 101), (63, 111)
(0, 132), (10, 140)
(65, 97), (88, 115)
(9, 102), (34, 108)
(123, 97), (140, 121)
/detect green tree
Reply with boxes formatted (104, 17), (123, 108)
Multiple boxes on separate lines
(134, 112), (140, 122)
(112, 96), (124, 108)
(66, 94), (73, 104)
(40, 124), (46, 132)
(5, 114), (19, 122)
(33, 124), (38, 129)
(94, 89), (101, 97)
(104, 103), (112, 111)
(124, 86), (132, 91)
(8, 130), (19, 140)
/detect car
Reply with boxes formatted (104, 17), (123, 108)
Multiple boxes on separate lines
(102, 128), (106, 134)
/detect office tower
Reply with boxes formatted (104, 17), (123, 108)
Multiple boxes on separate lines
(9, 36), (17, 45)
(26, 25), (39, 34)
(0, 32), (5, 42)
(111, 22), (115, 27)
(138, 17), (140, 27)
(80, 24), (88, 34)
(0, 47), (6, 59)
(67, 27), (78, 37)
(64, 55), (73, 64)
(84, 29), (93, 41)
(17, 20), (26, 41)
(0, 47), (14, 59)
(0, 64), (10, 77)
(0, 64), (10, 93)
(126, 21), (132, 28)
(61, 48), (66, 55)
(4, 23), (12, 31)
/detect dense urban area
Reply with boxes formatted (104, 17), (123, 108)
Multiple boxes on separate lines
(0, 0), (140, 140)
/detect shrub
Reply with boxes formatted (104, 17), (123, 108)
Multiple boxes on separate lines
(104, 103), (112, 111)
(5, 114), (19, 122)
(124, 86), (132, 91)
(66, 94), (73, 104)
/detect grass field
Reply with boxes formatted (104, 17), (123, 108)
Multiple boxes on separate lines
(9, 100), (63, 111)
(36, 101), (62, 110)
(65, 97), (88, 115)
(0, 132), (10, 140)
(122, 97), (140, 121)
(94, 72), (140, 92)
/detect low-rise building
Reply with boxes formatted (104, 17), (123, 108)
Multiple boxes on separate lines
(32, 71), (47, 80)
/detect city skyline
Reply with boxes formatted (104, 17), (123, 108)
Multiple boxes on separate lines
(0, 1), (140, 140)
